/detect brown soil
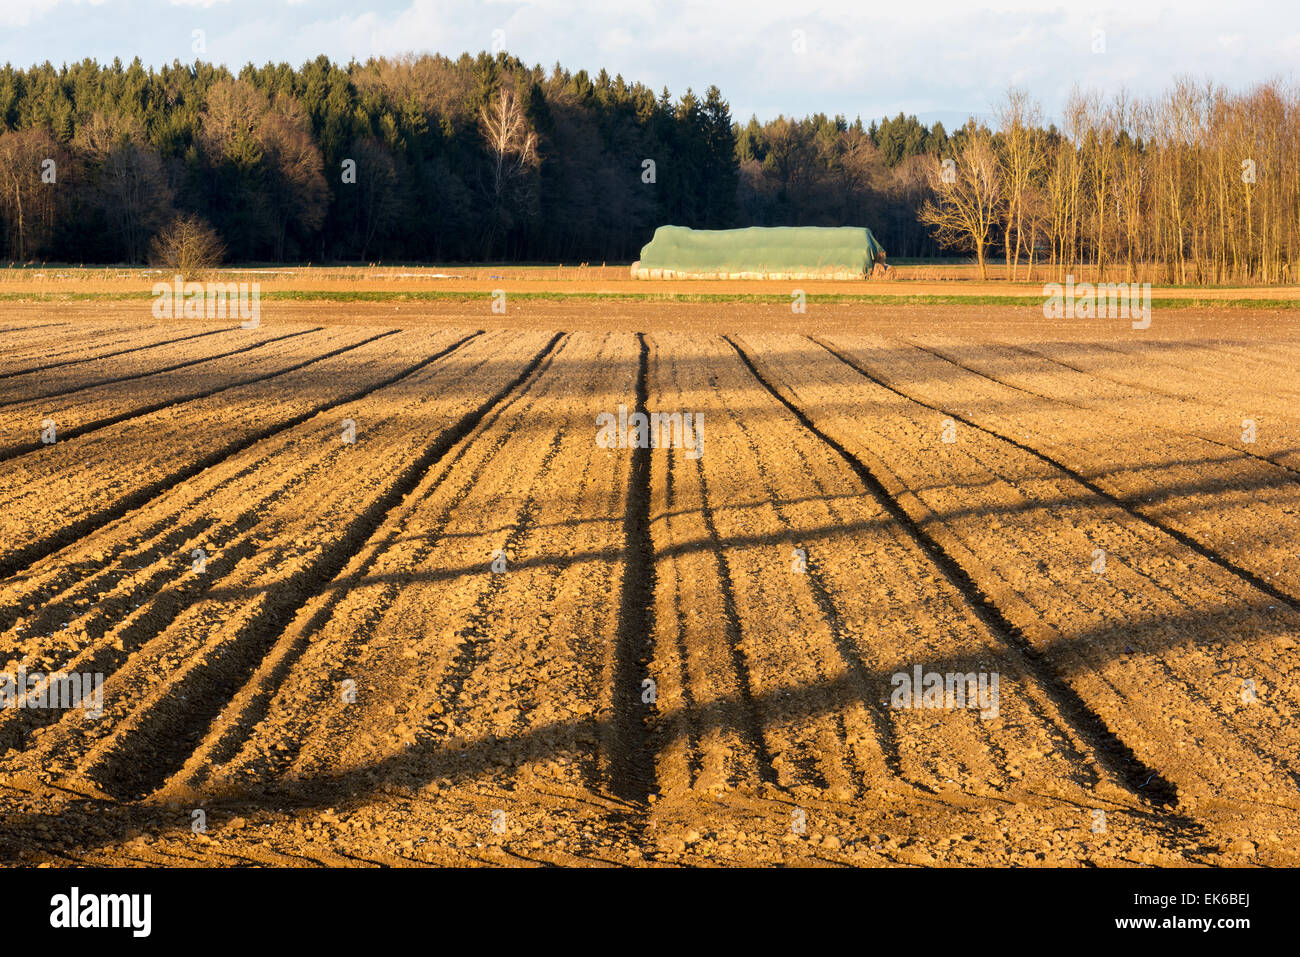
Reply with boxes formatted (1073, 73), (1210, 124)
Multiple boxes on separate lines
(2, 265), (1299, 300)
(0, 297), (1296, 867)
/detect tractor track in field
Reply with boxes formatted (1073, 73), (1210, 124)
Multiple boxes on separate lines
(0, 326), (229, 381)
(301, 345), (585, 789)
(0, 330), (491, 757)
(77, 333), (562, 800)
(0, 329), (475, 581)
(0, 326), (315, 408)
(912, 338), (1300, 478)
(881, 337), (1300, 630)
(649, 335), (817, 796)
(655, 450), (706, 784)
(0, 321), (69, 337)
(705, 366), (902, 791)
(423, 428), (569, 756)
(1090, 338), (1300, 395)
(724, 334), (1183, 812)
(158, 331), (641, 860)
(815, 336), (1300, 613)
(165, 339), (572, 789)
(686, 451), (781, 788)
(0, 328), (326, 461)
(0, 326), (148, 371)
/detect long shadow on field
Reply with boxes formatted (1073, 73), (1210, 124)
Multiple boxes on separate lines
(362, 490), (876, 549)
(4, 332), (1300, 861)
(1, 589), (1297, 864)
(1020, 336), (1300, 370)
(741, 337), (1300, 426)
(180, 451), (1300, 610)
(759, 334), (1300, 431)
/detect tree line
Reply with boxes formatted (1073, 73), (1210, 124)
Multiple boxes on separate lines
(0, 53), (956, 265)
(922, 81), (1300, 283)
(0, 54), (1295, 282)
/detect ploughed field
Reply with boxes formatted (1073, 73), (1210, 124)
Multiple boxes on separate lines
(0, 308), (1297, 866)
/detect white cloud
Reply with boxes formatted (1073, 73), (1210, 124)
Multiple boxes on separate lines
(0, 0), (1296, 122)
(0, 0), (105, 28)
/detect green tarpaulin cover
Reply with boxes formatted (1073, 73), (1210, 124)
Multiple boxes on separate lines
(634, 225), (886, 279)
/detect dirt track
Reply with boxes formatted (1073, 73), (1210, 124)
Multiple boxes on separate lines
(0, 301), (1296, 866)
(5, 264), (1300, 301)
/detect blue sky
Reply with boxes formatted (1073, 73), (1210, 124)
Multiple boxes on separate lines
(1, 0), (1297, 126)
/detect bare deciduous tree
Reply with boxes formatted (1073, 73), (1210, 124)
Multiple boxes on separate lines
(343, 136), (404, 261)
(478, 86), (539, 257)
(995, 89), (1043, 280)
(258, 97), (329, 261)
(0, 128), (62, 261)
(199, 80), (327, 260)
(75, 112), (175, 263)
(148, 213), (226, 278)
(919, 124), (1003, 279)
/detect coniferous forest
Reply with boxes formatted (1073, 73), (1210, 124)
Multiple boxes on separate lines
(0, 52), (952, 265)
